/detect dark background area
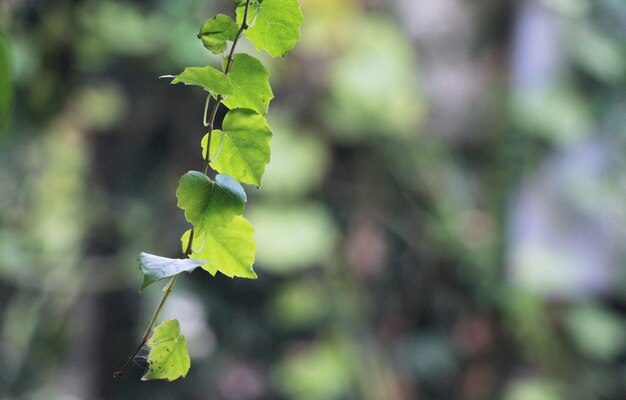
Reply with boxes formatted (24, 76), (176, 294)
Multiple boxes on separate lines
(1, 0), (625, 399)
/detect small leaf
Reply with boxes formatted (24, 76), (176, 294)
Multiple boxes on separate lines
(203, 108), (272, 186)
(181, 215), (257, 279)
(166, 66), (234, 96)
(237, 0), (303, 57)
(137, 252), (205, 291)
(142, 320), (190, 381)
(176, 171), (247, 232)
(233, 0), (246, 6)
(222, 53), (273, 115)
(197, 14), (239, 54)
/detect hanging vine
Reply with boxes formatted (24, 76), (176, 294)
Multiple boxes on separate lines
(114, 0), (303, 381)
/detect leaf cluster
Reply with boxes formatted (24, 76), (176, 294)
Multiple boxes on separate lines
(134, 0), (303, 381)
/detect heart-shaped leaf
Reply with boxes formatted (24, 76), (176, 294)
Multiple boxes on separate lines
(203, 108), (272, 186)
(181, 215), (257, 279)
(176, 171), (247, 232)
(198, 14), (239, 54)
(142, 320), (190, 381)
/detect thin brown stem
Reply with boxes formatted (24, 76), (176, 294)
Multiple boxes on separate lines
(113, 275), (178, 378)
(184, 228), (195, 256)
(224, 0), (252, 74)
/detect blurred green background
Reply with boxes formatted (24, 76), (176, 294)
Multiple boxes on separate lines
(1, 0), (625, 399)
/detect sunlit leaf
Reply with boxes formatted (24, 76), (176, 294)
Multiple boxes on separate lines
(137, 252), (205, 291)
(197, 14), (239, 54)
(142, 320), (190, 381)
(181, 215), (257, 279)
(166, 66), (234, 96)
(222, 53), (273, 115)
(202, 108), (272, 186)
(238, 0), (303, 57)
(176, 171), (247, 232)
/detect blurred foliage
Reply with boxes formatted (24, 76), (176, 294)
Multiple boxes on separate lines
(0, 29), (11, 134)
(323, 14), (423, 141)
(1, 0), (625, 399)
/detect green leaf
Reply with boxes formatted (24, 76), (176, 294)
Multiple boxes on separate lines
(166, 66), (234, 96)
(233, 0), (247, 6)
(137, 252), (205, 291)
(221, 53), (273, 115)
(197, 14), (239, 54)
(202, 108), (272, 186)
(176, 171), (247, 232)
(142, 320), (190, 381)
(181, 215), (257, 279)
(238, 0), (303, 57)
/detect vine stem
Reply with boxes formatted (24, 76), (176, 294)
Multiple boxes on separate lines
(203, 0), (252, 172)
(114, 0), (253, 378)
(113, 275), (178, 378)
